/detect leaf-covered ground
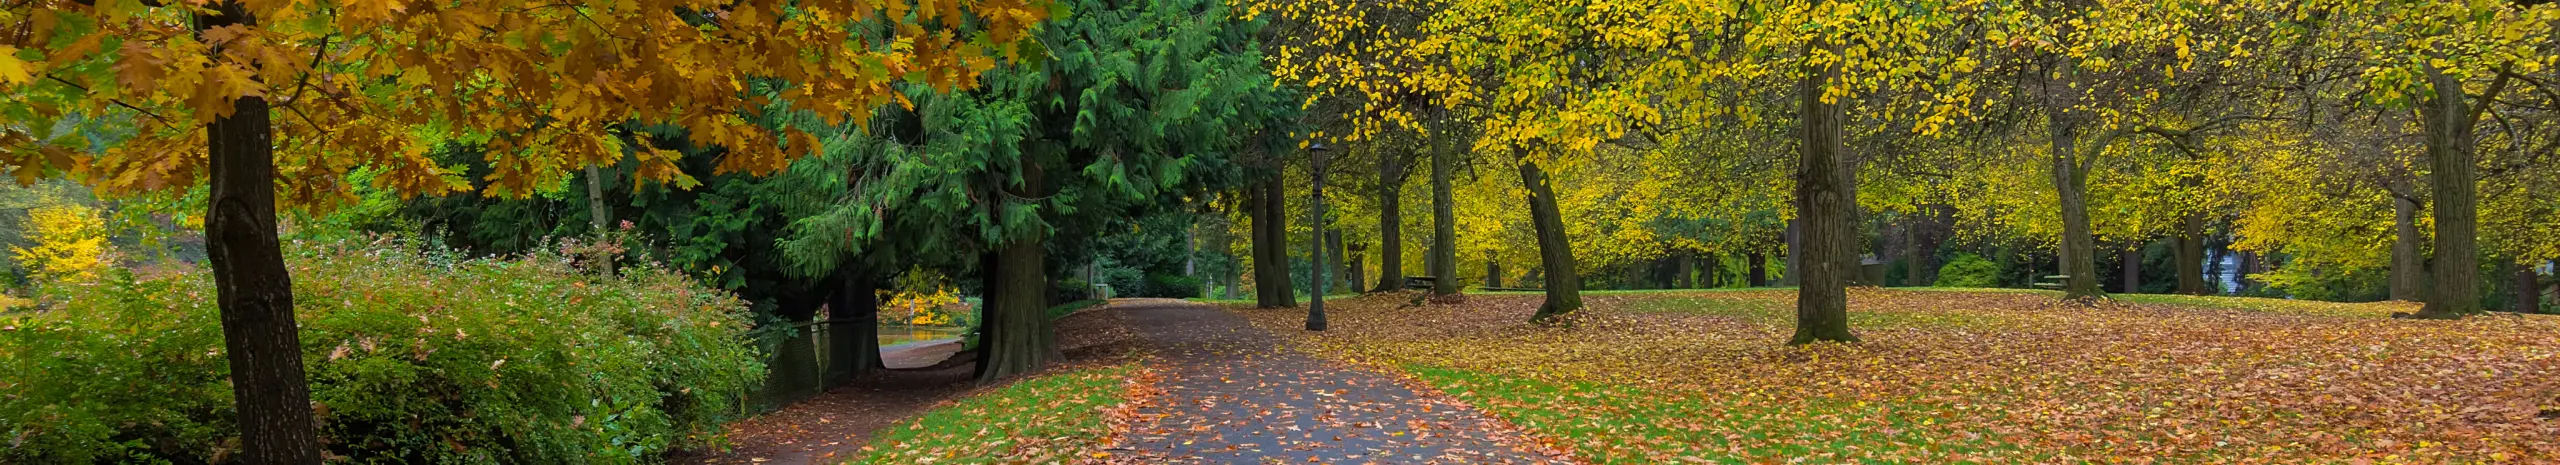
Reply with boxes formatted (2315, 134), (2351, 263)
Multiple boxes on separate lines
(844, 362), (1157, 464)
(1233, 289), (2560, 463)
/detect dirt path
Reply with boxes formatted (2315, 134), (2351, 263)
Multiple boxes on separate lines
(1113, 299), (1564, 464)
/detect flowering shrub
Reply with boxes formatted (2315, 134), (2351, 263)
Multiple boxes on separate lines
(0, 240), (762, 463)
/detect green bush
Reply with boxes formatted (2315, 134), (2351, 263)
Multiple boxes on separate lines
(0, 240), (763, 463)
(1933, 254), (2003, 288)
(1132, 273), (1203, 298)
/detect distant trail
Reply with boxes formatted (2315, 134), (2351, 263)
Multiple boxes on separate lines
(1113, 299), (1564, 464)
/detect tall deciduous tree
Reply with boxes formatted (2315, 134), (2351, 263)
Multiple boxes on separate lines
(0, 0), (1046, 459)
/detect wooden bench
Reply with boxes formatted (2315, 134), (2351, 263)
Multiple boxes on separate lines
(2032, 275), (2070, 290)
(1404, 276), (1437, 290)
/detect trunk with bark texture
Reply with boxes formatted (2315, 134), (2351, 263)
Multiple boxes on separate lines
(1791, 31), (1858, 344)
(2413, 65), (2482, 318)
(1904, 219), (1936, 287)
(1373, 153), (1406, 292)
(2177, 214), (2208, 295)
(2236, 251), (2259, 294)
(203, 4), (324, 461)
(1486, 254), (1503, 288)
(2050, 118), (2102, 300)
(1704, 254), (1723, 287)
(1519, 159), (1583, 322)
(2391, 196), (2427, 301)
(1430, 130), (1460, 297)
(827, 270), (881, 384)
(975, 237), (1052, 383)
(1251, 179), (1296, 308)
(1325, 230), (1351, 293)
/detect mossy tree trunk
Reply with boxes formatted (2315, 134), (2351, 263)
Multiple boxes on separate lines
(1373, 150), (1407, 292)
(2177, 213), (2208, 295)
(2411, 62), (2490, 318)
(1429, 124), (1461, 297)
(1790, 26), (1859, 344)
(1518, 159), (1583, 322)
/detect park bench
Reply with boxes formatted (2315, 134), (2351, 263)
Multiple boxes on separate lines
(1404, 276), (1437, 290)
(2032, 275), (2070, 290)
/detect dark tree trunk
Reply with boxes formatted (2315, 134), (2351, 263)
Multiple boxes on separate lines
(2236, 251), (2259, 294)
(1429, 125), (1460, 297)
(1308, 150), (1329, 331)
(2512, 261), (2539, 313)
(1703, 253), (1722, 287)
(2391, 195), (2427, 302)
(1251, 178), (1296, 308)
(1222, 253), (1240, 300)
(2413, 64), (2483, 318)
(1519, 159), (1583, 322)
(2120, 243), (2142, 294)
(1748, 251), (1769, 287)
(1325, 230), (1351, 293)
(1486, 253), (1503, 288)
(1373, 150), (1407, 292)
(1675, 253), (1695, 289)
(202, 3), (323, 461)
(827, 270), (881, 384)
(1780, 219), (1802, 286)
(1790, 29), (1858, 344)
(2177, 214), (2208, 295)
(1904, 217), (1936, 287)
(975, 236), (1052, 383)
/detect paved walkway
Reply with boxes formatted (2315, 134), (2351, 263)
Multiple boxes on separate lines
(1116, 299), (1562, 464)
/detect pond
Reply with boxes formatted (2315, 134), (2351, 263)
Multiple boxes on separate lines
(878, 325), (968, 346)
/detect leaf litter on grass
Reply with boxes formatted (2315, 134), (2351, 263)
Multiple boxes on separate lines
(1233, 289), (2560, 463)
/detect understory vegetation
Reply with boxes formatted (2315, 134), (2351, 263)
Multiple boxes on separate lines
(0, 241), (762, 463)
(1237, 291), (2560, 463)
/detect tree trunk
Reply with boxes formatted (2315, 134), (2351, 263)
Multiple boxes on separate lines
(2177, 214), (2207, 295)
(2391, 195), (2427, 302)
(1675, 253), (1696, 289)
(1704, 253), (1723, 287)
(2120, 243), (2142, 294)
(1373, 151), (1406, 292)
(201, 3), (324, 462)
(1748, 251), (1769, 287)
(1308, 150), (1330, 331)
(1222, 252), (1240, 300)
(1429, 126), (1460, 297)
(1325, 230), (1350, 293)
(2511, 261), (2538, 313)
(1780, 220), (1802, 286)
(1251, 178), (1296, 308)
(2236, 251), (2258, 294)
(1486, 253), (1503, 288)
(2412, 63), (2482, 318)
(827, 270), (881, 384)
(1519, 159), (1583, 322)
(1904, 219), (1935, 287)
(975, 234), (1052, 383)
(2050, 116), (2102, 300)
(1790, 29), (1859, 344)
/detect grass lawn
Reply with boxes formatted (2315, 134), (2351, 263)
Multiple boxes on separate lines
(845, 363), (1149, 464)
(1233, 288), (2560, 463)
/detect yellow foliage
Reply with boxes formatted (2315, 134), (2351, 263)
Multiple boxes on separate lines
(881, 286), (965, 326)
(12, 203), (110, 283)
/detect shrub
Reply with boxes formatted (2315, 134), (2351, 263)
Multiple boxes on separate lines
(1934, 254), (2003, 288)
(0, 240), (763, 463)
(1135, 273), (1203, 298)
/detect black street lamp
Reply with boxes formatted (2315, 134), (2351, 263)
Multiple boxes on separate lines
(1306, 142), (1331, 331)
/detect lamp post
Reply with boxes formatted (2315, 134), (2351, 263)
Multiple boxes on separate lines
(1307, 142), (1331, 331)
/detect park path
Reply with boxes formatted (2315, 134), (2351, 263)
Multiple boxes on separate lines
(1115, 299), (1566, 464)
